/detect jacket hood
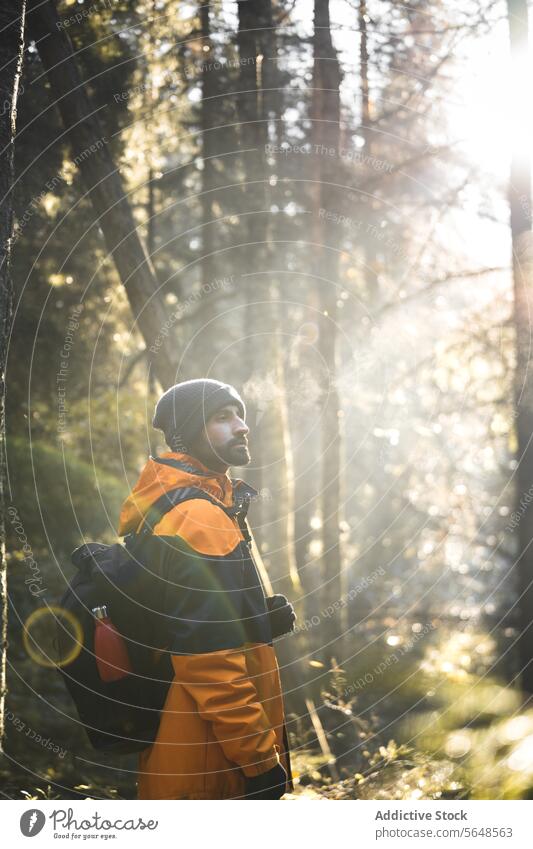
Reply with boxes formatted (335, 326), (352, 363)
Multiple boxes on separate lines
(117, 452), (235, 536)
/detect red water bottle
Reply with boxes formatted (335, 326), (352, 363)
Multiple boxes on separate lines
(92, 605), (132, 682)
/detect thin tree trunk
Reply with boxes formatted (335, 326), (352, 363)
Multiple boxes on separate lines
(236, 0), (299, 591)
(508, 0), (533, 693)
(0, 0), (26, 750)
(359, 0), (370, 137)
(236, 0), (269, 542)
(358, 0), (379, 308)
(26, 0), (178, 390)
(200, 0), (216, 288)
(261, 6), (300, 596)
(237, 0), (269, 498)
(312, 0), (345, 650)
(194, 0), (220, 378)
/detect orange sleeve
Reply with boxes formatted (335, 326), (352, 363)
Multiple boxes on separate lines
(173, 650), (280, 777)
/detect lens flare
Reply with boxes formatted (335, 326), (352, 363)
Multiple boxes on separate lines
(23, 605), (83, 668)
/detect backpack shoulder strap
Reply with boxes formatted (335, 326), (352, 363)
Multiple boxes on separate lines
(124, 481), (268, 594)
(126, 480), (257, 548)
(130, 486), (215, 541)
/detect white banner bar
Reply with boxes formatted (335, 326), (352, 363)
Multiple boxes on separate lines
(2, 799), (531, 848)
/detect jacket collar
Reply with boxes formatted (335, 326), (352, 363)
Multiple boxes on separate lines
(152, 451), (229, 479)
(117, 451), (257, 536)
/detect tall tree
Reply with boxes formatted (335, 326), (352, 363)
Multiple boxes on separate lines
(236, 0), (270, 497)
(311, 0), (345, 647)
(26, 0), (178, 390)
(0, 0), (26, 749)
(507, 0), (533, 693)
(236, 0), (299, 591)
(199, 0), (216, 290)
(357, 0), (379, 308)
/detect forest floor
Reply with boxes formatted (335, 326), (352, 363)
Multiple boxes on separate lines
(286, 747), (467, 800)
(2, 615), (531, 801)
(0, 732), (470, 800)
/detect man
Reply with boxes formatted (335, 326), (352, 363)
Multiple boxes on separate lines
(118, 379), (295, 799)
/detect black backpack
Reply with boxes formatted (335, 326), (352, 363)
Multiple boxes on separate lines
(56, 485), (224, 755)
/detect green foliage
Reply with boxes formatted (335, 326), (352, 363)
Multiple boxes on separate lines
(403, 681), (533, 800)
(7, 436), (126, 556)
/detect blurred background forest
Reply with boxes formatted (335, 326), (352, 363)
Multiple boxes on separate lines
(1, 0), (533, 800)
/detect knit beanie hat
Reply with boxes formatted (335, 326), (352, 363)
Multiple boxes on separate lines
(152, 379), (246, 452)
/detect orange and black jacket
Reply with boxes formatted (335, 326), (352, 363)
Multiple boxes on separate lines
(118, 451), (292, 800)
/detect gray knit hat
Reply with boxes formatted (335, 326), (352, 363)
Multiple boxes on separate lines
(152, 379), (246, 452)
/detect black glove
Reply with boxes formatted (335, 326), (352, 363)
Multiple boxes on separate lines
(244, 762), (287, 799)
(266, 594), (296, 639)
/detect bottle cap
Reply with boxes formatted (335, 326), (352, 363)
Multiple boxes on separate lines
(92, 605), (108, 620)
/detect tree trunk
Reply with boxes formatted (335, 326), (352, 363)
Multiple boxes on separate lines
(194, 0), (221, 378)
(0, 0), (26, 750)
(199, 0), (216, 288)
(236, 0), (269, 495)
(236, 0), (299, 591)
(357, 0), (379, 309)
(235, 0), (264, 572)
(26, 0), (178, 390)
(312, 0), (345, 651)
(508, 0), (533, 693)
(359, 0), (370, 138)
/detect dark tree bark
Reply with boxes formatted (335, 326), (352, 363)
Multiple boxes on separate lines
(26, 0), (179, 390)
(235, 1), (267, 488)
(236, 0), (299, 590)
(359, 0), (370, 139)
(237, 0), (270, 445)
(193, 0), (221, 379)
(0, 0), (26, 749)
(312, 0), (345, 648)
(357, 0), (379, 308)
(199, 0), (216, 288)
(507, 0), (533, 693)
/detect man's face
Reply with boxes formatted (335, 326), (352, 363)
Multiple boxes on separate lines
(189, 403), (250, 471)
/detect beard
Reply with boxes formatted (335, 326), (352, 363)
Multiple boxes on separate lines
(222, 441), (251, 467)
